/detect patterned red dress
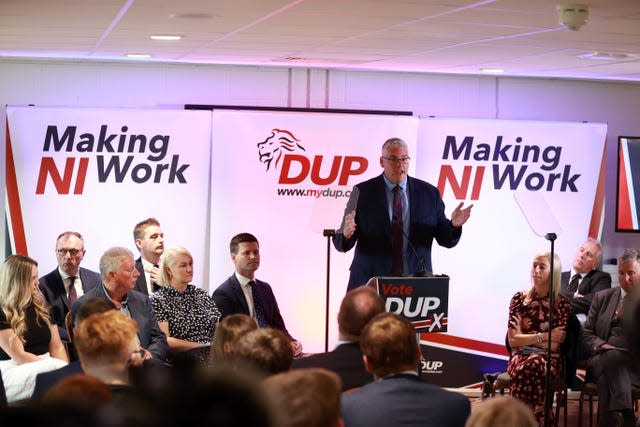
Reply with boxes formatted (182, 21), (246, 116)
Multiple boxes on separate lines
(507, 290), (571, 419)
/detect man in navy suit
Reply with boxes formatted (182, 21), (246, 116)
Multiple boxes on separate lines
(582, 249), (640, 427)
(39, 231), (102, 342)
(341, 312), (470, 427)
(71, 247), (168, 362)
(292, 286), (384, 390)
(333, 137), (472, 291)
(212, 232), (302, 356)
(132, 217), (165, 295)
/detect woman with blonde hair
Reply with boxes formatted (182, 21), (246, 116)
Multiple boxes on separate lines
(0, 254), (68, 402)
(150, 246), (221, 365)
(506, 252), (570, 424)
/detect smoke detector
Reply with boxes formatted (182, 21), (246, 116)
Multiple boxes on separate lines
(556, 4), (589, 30)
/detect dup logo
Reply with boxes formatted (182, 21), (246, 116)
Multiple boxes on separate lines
(256, 128), (368, 186)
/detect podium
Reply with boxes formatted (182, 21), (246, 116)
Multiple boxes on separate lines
(366, 275), (449, 333)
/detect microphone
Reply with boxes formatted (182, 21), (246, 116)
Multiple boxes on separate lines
(393, 216), (431, 277)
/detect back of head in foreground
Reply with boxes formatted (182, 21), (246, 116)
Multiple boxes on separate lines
(210, 313), (258, 364)
(464, 396), (537, 427)
(234, 327), (293, 375)
(263, 368), (343, 427)
(74, 310), (140, 384)
(338, 286), (385, 341)
(360, 312), (420, 378)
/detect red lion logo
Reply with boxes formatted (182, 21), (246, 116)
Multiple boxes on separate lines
(257, 129), (305, 171)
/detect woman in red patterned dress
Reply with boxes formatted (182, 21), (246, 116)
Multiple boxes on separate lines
(507, 252), (571, 424)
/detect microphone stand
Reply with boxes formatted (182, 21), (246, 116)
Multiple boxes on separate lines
(399, 225), (431, 277)
(322, 229), (336, 353)
(544, 232), (556, 427)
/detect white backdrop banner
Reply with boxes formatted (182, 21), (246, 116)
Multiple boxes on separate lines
(5, 107), (608, 370)
(5, 106), (212, 286)
(209, 110), (419, 352)
(416, 118), (607, 350)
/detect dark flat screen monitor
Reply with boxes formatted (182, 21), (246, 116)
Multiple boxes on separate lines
(616, 136), (640, 232)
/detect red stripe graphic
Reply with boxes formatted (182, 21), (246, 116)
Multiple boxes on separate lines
(617, 144), (632, 229)
(588, 144), (607, 238)
(419, 332), (509, 357)
(412, 317), (448, 331)
(5, 117), (28, 254)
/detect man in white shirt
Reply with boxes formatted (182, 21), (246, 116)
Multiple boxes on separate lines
(132, 217), (165, 295)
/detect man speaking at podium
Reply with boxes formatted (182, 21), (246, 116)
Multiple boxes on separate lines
(333, 137), (472, 292)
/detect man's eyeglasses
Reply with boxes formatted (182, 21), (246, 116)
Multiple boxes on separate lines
(56, 248), (82, 256)
(383, 156), (411, 164)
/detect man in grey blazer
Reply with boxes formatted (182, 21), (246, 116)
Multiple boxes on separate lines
(71, 246), (168, 362)
(582, 249), (640, 427)
(341, 312), (470, 427)
(39, 231), (101, 342)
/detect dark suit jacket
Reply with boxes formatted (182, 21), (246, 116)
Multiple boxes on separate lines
(560, 269), (612, 316)
(32, 361), (83, 400)
(582, 287), (626, 354)
(333, 174), (462, 291)
(291, 342), (373, 391)
(39, 267), (101, 341)
(341, 374), (470, 427)
(211, 274), (294, 340)
(70, 285), (168, 361)
(134, 257), (149, 295)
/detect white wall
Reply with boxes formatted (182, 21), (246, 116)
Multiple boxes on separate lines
(2, 59), (639, 290)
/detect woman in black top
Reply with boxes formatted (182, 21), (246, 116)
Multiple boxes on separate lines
(0, 254), (68, 402)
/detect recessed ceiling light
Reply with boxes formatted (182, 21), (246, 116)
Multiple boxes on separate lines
(150, 35), (182, 41)
(577, 52), (633, 61)
(169, 13), (216, 20)
(126, 54), (151, 59)
(481, 68), (504, 74)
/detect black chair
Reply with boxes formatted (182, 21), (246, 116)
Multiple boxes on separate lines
(489, 334), (569, 427)
(577, 379), (640, 427)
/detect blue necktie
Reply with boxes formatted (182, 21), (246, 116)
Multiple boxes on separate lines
(249, 281), (268, 327)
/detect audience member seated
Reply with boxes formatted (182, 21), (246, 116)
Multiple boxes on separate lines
(560, 239), (612, 389)
(40, 373), (112, 408)
(210, 313), (258, 365)
(150, 246), (221, 365)
(292, 286), (384, 390)
(74, 310), (145, 405)
(141, 365), (274, 427)
(581, 249), (640, 427)
(234, 327), (293, 376)
(132, 217), (165, 295)
(212, 232), (302, 356)
(38, 231), (101, 345)
(0, 255), (68, 403)
(464, 395), (536, 427)
(32, 297), (116, 400)
(341, 312), (470, 427)
(506, 251), (570, 424)
(263, 368), (343, 427)
(71, 247), (168, 363)
(560, 239), (612, 321)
